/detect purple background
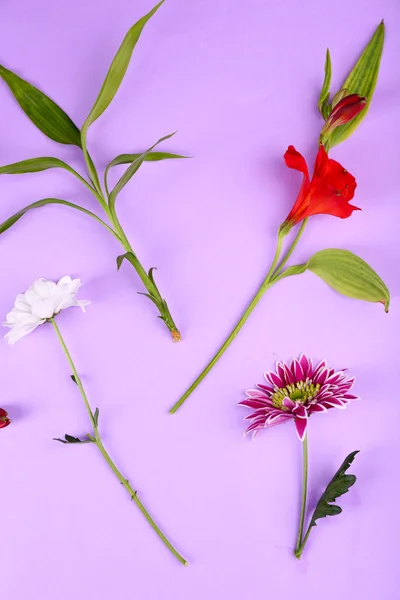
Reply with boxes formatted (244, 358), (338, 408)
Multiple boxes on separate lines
(0, 0), (399, 598)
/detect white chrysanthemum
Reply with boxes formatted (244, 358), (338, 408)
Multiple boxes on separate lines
(3, 276), (90, 344)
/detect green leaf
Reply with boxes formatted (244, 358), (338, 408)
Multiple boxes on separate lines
(0, 156), (75, 175)
(272, 263), (307, 283)
(318, 49), (332, 120)
(71, 375), (78, 385)
(309, 451), (359, 527)
(307, 248), (390, 312)
(93, 408), (99, 428)
(329, 21), (385, 147)
(108, 133), (175, 211)
(54, 434), (92, 444)
(104, 151), (188, 195)
(116, 254), (125, 270)
(81, 1), (164, 145)
(0, 198), (117, 238)
(0, 65), (82, 147)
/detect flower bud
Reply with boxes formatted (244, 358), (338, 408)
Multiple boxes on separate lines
(321, 94), (367, 140)
(0, 408), (10, 428)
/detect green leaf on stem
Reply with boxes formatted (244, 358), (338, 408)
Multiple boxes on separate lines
(54, 434), (93, 444)
(0, 156), (76, 175)
(307, 248), (390, 312)
(328, 21), (385, 148)
(81, 1), (164, 144)
(0, 198), (117, 238)
(309, 450), (359, 526)
(108, 133), (176, 210)
(318, 49), (332, 120)
(104, 151), (188, 195)
(0, 65), (82, 147)
(93, 408), (100, 428)
(71, 375), (77, 385)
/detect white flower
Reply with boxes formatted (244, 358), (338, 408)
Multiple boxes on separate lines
(3, 276), (90, 345)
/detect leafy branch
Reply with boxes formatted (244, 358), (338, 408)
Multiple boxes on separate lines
(0, 1), (186, 341)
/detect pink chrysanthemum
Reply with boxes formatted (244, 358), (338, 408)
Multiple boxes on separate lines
(239, 354), (358, 441)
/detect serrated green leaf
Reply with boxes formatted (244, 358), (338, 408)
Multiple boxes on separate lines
(0, 65), (82, 147)
(309, 451), (359, 527)
(0, 198), (117, 237)
(81, 1), (163, 146)
(108, 133), (176, 211)
(104, 151), (188, 195)
(318, 49), (332, 120)
(307, 248), (390, 312)
(329, 21), (385, 147)
(54, 434), (92, 444)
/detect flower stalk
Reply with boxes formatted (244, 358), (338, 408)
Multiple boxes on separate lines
(295, 433), (308, 558)
(169, 221), (307, 414)
(51, 318), (187, 565)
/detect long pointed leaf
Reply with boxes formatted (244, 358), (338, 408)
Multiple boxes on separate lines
(104, 150), (187, 195)
(329, 21), (385, 147)
(81, 1), (163, 145)
(108, 132), (175, 211)
(0, 156), (75, 175)
(318, 49), (332, 120)
(0, 198), (116, 238)
(0, 65), (82, 147)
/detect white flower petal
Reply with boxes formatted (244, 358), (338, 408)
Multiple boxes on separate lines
(5, 320), (45, 344)
(3, 275), (90, 343)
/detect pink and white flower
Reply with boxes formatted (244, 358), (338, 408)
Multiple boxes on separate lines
(239, 354), (358, 441)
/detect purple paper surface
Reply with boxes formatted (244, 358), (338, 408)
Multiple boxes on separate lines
(0, 0), (399, 598)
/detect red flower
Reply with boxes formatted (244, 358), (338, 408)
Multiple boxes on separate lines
(322, 94), (367, 138)
(0, 408), (10, 429)
(281, 144), (359, 229)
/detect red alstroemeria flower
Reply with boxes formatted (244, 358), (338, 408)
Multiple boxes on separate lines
(281, 144), (359, 229)
(0, 408), (10, 428)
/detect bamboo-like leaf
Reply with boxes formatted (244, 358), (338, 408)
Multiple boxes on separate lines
(0, 65), (82, 147)
(108, 133), (175, 211)
(0, 156), (74, 175)
(104, 151), (188, 195)
(318, 49), (332, 120)
(81, 1), (164, 147)
(307, 248), (390, 312)
(0, 198), (116, 238)
(329, 21), (385, 147)
(309, 451), (359, 527)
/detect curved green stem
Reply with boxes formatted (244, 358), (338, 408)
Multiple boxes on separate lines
(271, 219), (308, 282)
(295, 433), (308, 558)
(79, 142), (180, 341)
(169, 232), (285, 414)
(51, 319), (187, 566)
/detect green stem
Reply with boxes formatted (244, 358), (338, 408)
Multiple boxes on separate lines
(169, 232), (286, 414)
(110, 206), (181, 341)
(78, 144), (180, 341)
(295, 433), (308, 559)
(51, 319), (187, 566)
(271, 219), (308, 281)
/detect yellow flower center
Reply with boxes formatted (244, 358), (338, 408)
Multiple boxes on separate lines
(272, 380), (321, 409)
